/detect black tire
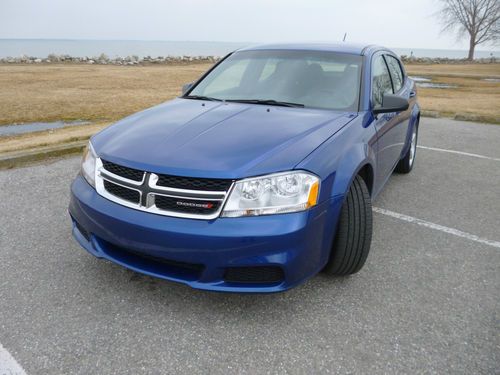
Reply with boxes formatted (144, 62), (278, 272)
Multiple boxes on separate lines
(395, 122), (418, 174)
(323, 175), (373, 276)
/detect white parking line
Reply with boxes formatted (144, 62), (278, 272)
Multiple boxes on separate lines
(373, 207), (500, 249)
(418, 145), (500, 162)
(0, 342), (26, 375)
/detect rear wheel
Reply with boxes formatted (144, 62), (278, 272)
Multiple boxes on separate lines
(323, 175), (372, 276)
(395, 122), (418, 174)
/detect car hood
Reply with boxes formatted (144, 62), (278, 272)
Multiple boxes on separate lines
(92, 98), (354, 179)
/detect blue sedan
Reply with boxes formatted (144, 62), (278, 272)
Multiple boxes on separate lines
(69, 43), (420, 292)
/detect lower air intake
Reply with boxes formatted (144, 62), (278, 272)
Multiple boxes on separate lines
(224, 266), (284, 284)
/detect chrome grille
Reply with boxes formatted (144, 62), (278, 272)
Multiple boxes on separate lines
(157, 174), (232, 191)
(95, 159), (233, 219)
(103, 180), (141, 204)
(101, 160), (144, 182)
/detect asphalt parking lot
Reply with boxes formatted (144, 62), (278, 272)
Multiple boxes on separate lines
(0, 117), (499, 374)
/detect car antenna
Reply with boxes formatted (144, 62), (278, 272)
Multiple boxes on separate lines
(342, 33), (347, 42)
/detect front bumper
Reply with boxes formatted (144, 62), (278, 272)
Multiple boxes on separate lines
(69, 175), (341, 292)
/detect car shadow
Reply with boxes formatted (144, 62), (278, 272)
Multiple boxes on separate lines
(108, 263), (360, 319)
(85, 255), (360, 320)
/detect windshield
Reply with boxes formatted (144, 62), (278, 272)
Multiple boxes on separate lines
(187, 50), (362, 111)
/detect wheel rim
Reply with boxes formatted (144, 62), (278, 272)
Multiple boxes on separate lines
(409, 126), (417, 166)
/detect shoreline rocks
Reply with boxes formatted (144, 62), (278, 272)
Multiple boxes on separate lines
(400, 55), (498, 64)
(0, 53), (498, 65)
(0, 54), (221, 65)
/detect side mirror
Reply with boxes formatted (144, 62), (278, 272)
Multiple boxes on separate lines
(181, 82), (194, 96)
(373, 94), (409, 114)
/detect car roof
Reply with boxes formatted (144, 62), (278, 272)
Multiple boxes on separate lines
(238, 43), (395, 57)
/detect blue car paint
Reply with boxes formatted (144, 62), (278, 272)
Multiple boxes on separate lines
(69, 43), (420, 292)
(69, 176), (343, 292)
(92, 100), (355, 181)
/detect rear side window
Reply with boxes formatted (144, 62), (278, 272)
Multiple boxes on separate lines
(371, 56), (393, 107)
(385, 55), (404, 92)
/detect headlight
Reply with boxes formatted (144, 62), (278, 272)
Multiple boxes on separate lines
(221, 171), (319, 217)
(81, 141), (97, 187)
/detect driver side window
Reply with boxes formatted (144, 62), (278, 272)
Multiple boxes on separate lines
(371, 56), (393, 107)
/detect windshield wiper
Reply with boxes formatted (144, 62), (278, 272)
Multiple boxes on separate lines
(225, 99), (305, 108)
(184, 95), (223, 102)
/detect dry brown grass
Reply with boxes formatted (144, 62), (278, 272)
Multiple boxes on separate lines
(406, 63), (500, 78)
(405, 63), (500, 123)
(0, 63), (212, 125)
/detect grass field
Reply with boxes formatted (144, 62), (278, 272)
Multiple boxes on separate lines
(0, 62), (499, 154)
(0, 63), (212, 126)
(405, 64), (500, 123)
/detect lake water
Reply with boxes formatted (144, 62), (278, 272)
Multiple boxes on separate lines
(0, 120), (90, 136)
(0, 39), (498, 59)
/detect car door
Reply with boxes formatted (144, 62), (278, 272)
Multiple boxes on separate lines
(384, 53), (412, 157)
(371, 53), (399, 187)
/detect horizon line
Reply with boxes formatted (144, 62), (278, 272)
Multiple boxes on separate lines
(0, 38), (498, 52)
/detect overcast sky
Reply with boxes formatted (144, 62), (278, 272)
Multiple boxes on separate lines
(0, 0), (496, 50)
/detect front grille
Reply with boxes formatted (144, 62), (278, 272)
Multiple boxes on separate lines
(157, 174), (232, 191)
(102, 160), (144, 182)
(97, 159), (232, 218)
(224, 266), (285, 284)
(154, 195), (221, 214)
(103, 180), (140, 204)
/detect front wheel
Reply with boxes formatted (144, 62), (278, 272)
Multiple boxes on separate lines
(395, 122), (418, 174)
(323, 175), (373, 276)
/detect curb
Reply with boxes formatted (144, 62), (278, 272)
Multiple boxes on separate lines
(420, 111), (499, 124)
(421, 110), (440, 118)
(0, 140), (87, 170)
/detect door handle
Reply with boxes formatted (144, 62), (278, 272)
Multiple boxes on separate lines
(409, 91), (416, 98)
